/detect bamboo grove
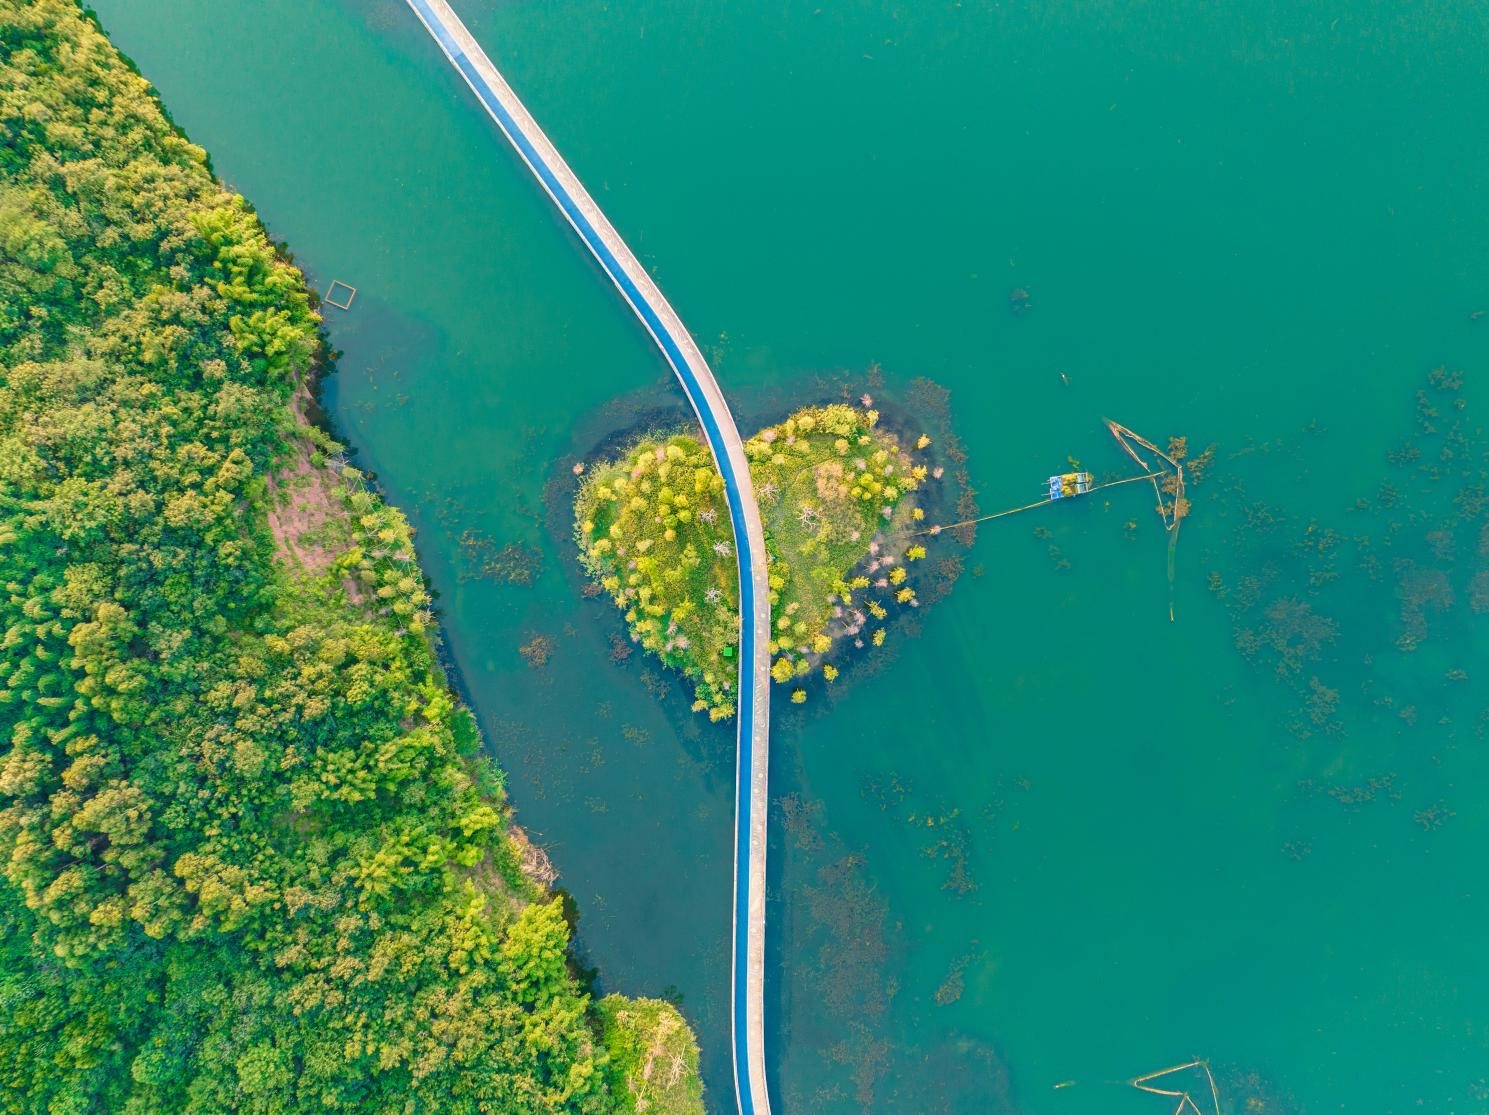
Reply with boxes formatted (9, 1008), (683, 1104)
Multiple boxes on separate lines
(0, 3), (701, 1112)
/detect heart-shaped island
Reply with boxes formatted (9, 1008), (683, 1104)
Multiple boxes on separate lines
(575, 404), (935, 719)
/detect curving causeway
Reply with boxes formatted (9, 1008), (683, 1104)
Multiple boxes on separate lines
(401, 2), (774, 1112)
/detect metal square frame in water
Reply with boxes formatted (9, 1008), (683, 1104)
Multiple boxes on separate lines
(324, 280), (356, 310)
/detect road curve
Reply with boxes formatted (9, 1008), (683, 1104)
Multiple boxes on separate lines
(401, 3), (773, 1112)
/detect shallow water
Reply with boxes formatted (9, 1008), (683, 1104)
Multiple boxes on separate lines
(92, 1), (1489, 1110)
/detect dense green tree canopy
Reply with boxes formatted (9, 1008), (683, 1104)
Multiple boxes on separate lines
(575, 405), (934, 717)
(0, 3), (700, 1111)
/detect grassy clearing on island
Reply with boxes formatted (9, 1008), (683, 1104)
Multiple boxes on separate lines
(575, 404), (936, 718)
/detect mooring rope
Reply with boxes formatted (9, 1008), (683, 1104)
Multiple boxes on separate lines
(916, 470), (1163, 536)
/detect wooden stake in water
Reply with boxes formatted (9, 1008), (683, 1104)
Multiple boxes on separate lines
(1130, 1059), (1221, 1115)
(1104, 419), (1187, 621)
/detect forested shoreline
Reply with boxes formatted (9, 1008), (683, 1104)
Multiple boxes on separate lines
(0, 2), (700, 1111)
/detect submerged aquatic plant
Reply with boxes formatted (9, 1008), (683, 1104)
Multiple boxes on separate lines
(1210, 364), (1489, 777)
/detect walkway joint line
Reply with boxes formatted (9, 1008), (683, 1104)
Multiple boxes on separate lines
(401, 3), (773, 1113)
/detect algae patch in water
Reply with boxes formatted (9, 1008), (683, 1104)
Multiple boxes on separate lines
(573, 404), (941, 718)
(1207, 366), (1489, 806)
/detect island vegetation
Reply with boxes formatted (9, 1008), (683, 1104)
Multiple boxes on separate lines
(574, 404), (935, 718)
(0, 3), (701, 1111)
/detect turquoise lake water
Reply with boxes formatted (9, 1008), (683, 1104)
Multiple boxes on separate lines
(91, 1), (1489, 1110)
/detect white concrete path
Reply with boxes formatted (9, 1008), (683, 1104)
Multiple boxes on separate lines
(402, 3), (773, 1112)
